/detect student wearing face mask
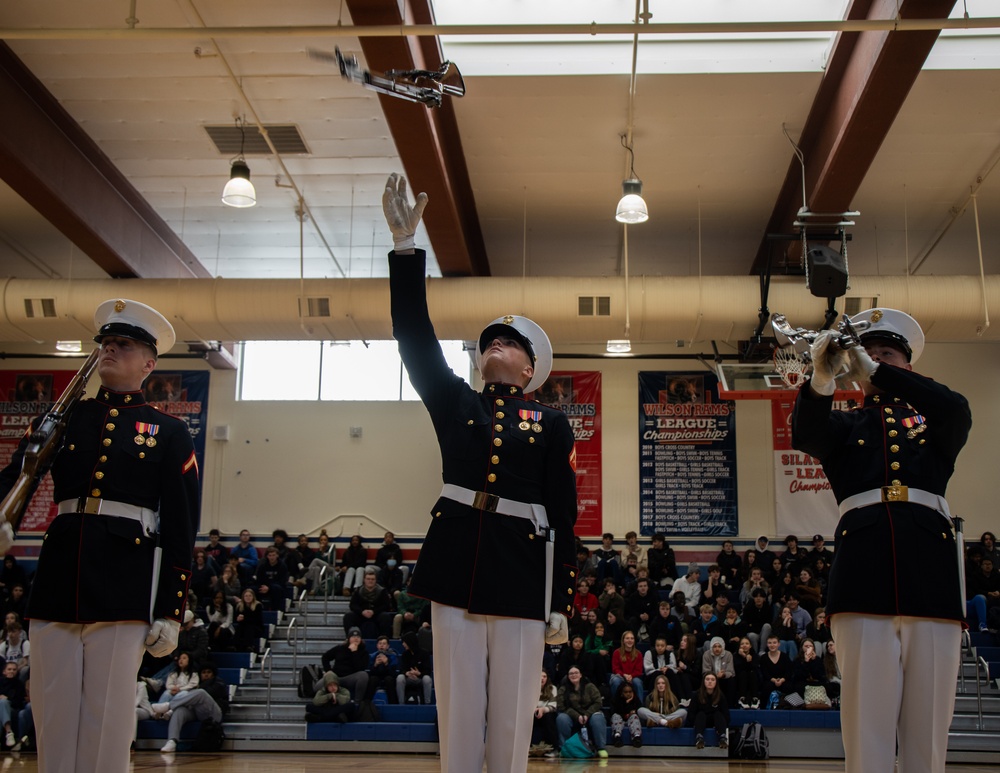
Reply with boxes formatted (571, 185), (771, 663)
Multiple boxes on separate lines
(375, 531), (409, 585)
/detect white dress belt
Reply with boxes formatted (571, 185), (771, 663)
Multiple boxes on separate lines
(838, 486), (951, 521)
(439, 483), (550, 532)
(57, 497), (159, 535)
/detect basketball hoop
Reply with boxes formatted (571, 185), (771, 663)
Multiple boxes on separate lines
(773, 345), (810, 389)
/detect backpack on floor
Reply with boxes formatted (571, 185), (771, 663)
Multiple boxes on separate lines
(192, 719), (226, 752)
(298, 664), (322, 699)
(356, 699), (380, 722)
(733, 721), (769, 760)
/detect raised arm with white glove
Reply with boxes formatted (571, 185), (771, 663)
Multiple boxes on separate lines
(0, 523), (14, 556)
(382, 173), (428, 253)
(846, 344), (879, 386)
(808, 330), (849, 397)
(144, 618), (181, 658)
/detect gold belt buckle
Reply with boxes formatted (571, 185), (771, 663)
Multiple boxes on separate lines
(881, 485), (908, 503)
(472, 491), (500, 513)
(81, 496), (103, 514)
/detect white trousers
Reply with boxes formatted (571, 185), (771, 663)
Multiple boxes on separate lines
(831, 613), (961, 773)
(32, 620), (149, 773)
(432, 603), (545, 773)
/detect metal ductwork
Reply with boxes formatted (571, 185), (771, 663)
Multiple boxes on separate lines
(0, 275), (996, 350)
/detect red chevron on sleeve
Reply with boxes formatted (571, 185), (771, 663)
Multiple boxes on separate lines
(182, 451), (198, 475)
(569, 444), (577, 472)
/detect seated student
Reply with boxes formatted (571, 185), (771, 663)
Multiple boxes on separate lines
(741, 588), (772, 654)
(646, 533), (678, 589)
(719, 605), (747, 654)
(206, 590), (235, 651)
(647, 600), (682, 652)
(392, 575), (429, 639)
(701, 636), (735, 707)
(780, 535), (807, 575)
(158, 663), (229, 753)
(671, 592), (696, 633)
(321, 627), (370, 700)
(643, 637), (676, 692)
(609, 630), (645, 705)
(211, 563), (243, 609)
(396, 631), (433, 705)
(771, 605), (800, 661)
(638, 673), (687, 728)
(557, 634), (598, 685)
(822, 640), (842, 701)
(773, 569), (797, 611)
(203, 528), (230, 572)
(738, 549), (760, 585)
(758, 634), (794, 701)
(555, 666), (609, 759)
(621, 555), (641, 595)
(376, 560), (405, 600)
(230, 529), (259, 585)
(340, 535), (369, 595)
(254, 546), (290, 612)
(786, 596), (812, 639)
(739, 566), (771, 608)
(967, 555), (1000, 632)
(343, 567), (394, 639)
(367, 635), (400, 700)
(575, 543), (594, 577)
(794, 567), (823, 615)
(374, 531), (409, 584)
(13, 678), (32, 752)
(569, 604), (598, 640)
(610, 681), (643, 748)
(716, 540), (742, 587)
(624, 577), (659, 639)
(673, 564), (703, 615)
(690, 672), (729, 751)
(584, 620), (614, 673)
(672, 633), (700, 702)
(1, 586), (27, 630)
(0, 622), (29, 683)
(733, 636), (760, 709)
(700, 564), (732, 606)
(597, 577), (625, 622)
(303, 530), (338, 595)
(531, 670), (560, 757)
(306, 672), (356, 723)
(190, 549), (217, 606)
(603, 609), (626, 646)
(690, 604), (721, 650)
(0, 661), (25, 747)
(790, 638), (827, 696)
(592, 533), (622, 587)
(805, 607), (833, 653)
(232, 588), (265, 653)
(619, 530), (646, 569)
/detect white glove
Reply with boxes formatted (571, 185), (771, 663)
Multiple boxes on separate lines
(382, 173), (428, 252)
(808, 330), (849, 396)
(846, 345), (878, 385)
(545, 612), (569, 645)
(0, 523), (14, 556)
(144, 619), (181, 658)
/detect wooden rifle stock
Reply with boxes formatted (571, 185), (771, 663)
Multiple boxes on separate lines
(0, 349), (100, 529)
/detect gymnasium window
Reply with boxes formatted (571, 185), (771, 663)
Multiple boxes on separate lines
(237, 340), (472, 401)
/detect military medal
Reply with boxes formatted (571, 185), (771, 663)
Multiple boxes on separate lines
(532, 422), (543, 433)
(519, 421), (531, 431)
(136, 421), (160, 448)
(902, 414), (926, 440)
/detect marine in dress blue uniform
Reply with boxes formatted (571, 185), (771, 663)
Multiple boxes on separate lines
(0, 299), (200, 773)
(792, 308), (971, 773)
(384, 174), (577, 772)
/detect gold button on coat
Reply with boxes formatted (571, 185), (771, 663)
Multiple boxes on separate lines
(91, 488), (101, 497)
(180, 574), (187, 581)
(105, 423), (115, 431)
(885, 408), (893, 415)
(99, 455), (107, 463)
(496, 399), (504, 406)
(886, 418), (896, 424)
(103, 438), (112, 446)
(529, 437), (535, 444)
(68, 444), (75, 451)
(487, 473), (496, 482)
(494, 424), (503, 432)
(177, 591), (183, 597)
(890, 462), (900, 470)
(496, 411), (505, 419)
(888, 430), (898, 437)
(110, 409), (119, 417)
(494, 438), (502, 447)
(467, 420), (474, 425)
(95, 471), (104, 479)
(491, 455), (499, 464)
(857, 439), (864, 446)
(891, 479), (902, 486)
(890, 445), (900, 453)
(135, 538), (141, 545)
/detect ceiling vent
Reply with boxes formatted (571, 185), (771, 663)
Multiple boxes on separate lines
(299, 296), (331, 318)
(24, 298), (56, 318)
(578, 296), (611, 316)
(205, 124), (310, 155)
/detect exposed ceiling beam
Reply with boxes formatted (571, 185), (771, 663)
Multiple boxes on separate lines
(750, 0), (958, 276)
(345, 0), (490, 277)
(0, 42), (211, 279)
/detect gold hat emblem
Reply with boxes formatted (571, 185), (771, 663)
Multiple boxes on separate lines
(114, 300), (126, 313)
(871, 309), (883, 323)
(503, 315), (514, 325)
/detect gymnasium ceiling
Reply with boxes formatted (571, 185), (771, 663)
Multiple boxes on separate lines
(0, 0), (999, 356)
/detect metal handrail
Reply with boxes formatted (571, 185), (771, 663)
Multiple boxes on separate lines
(960, 628), (970, 694)
(297, 587), (310, 639)
(259, 646), (273, 720)
(319, 564), (331, 616)
(285, 616), (299, 676)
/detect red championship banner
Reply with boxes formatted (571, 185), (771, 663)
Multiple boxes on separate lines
(772, 396), (848, 537)
(0, 369), (79, 532)
(535, 371), (602, 536)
